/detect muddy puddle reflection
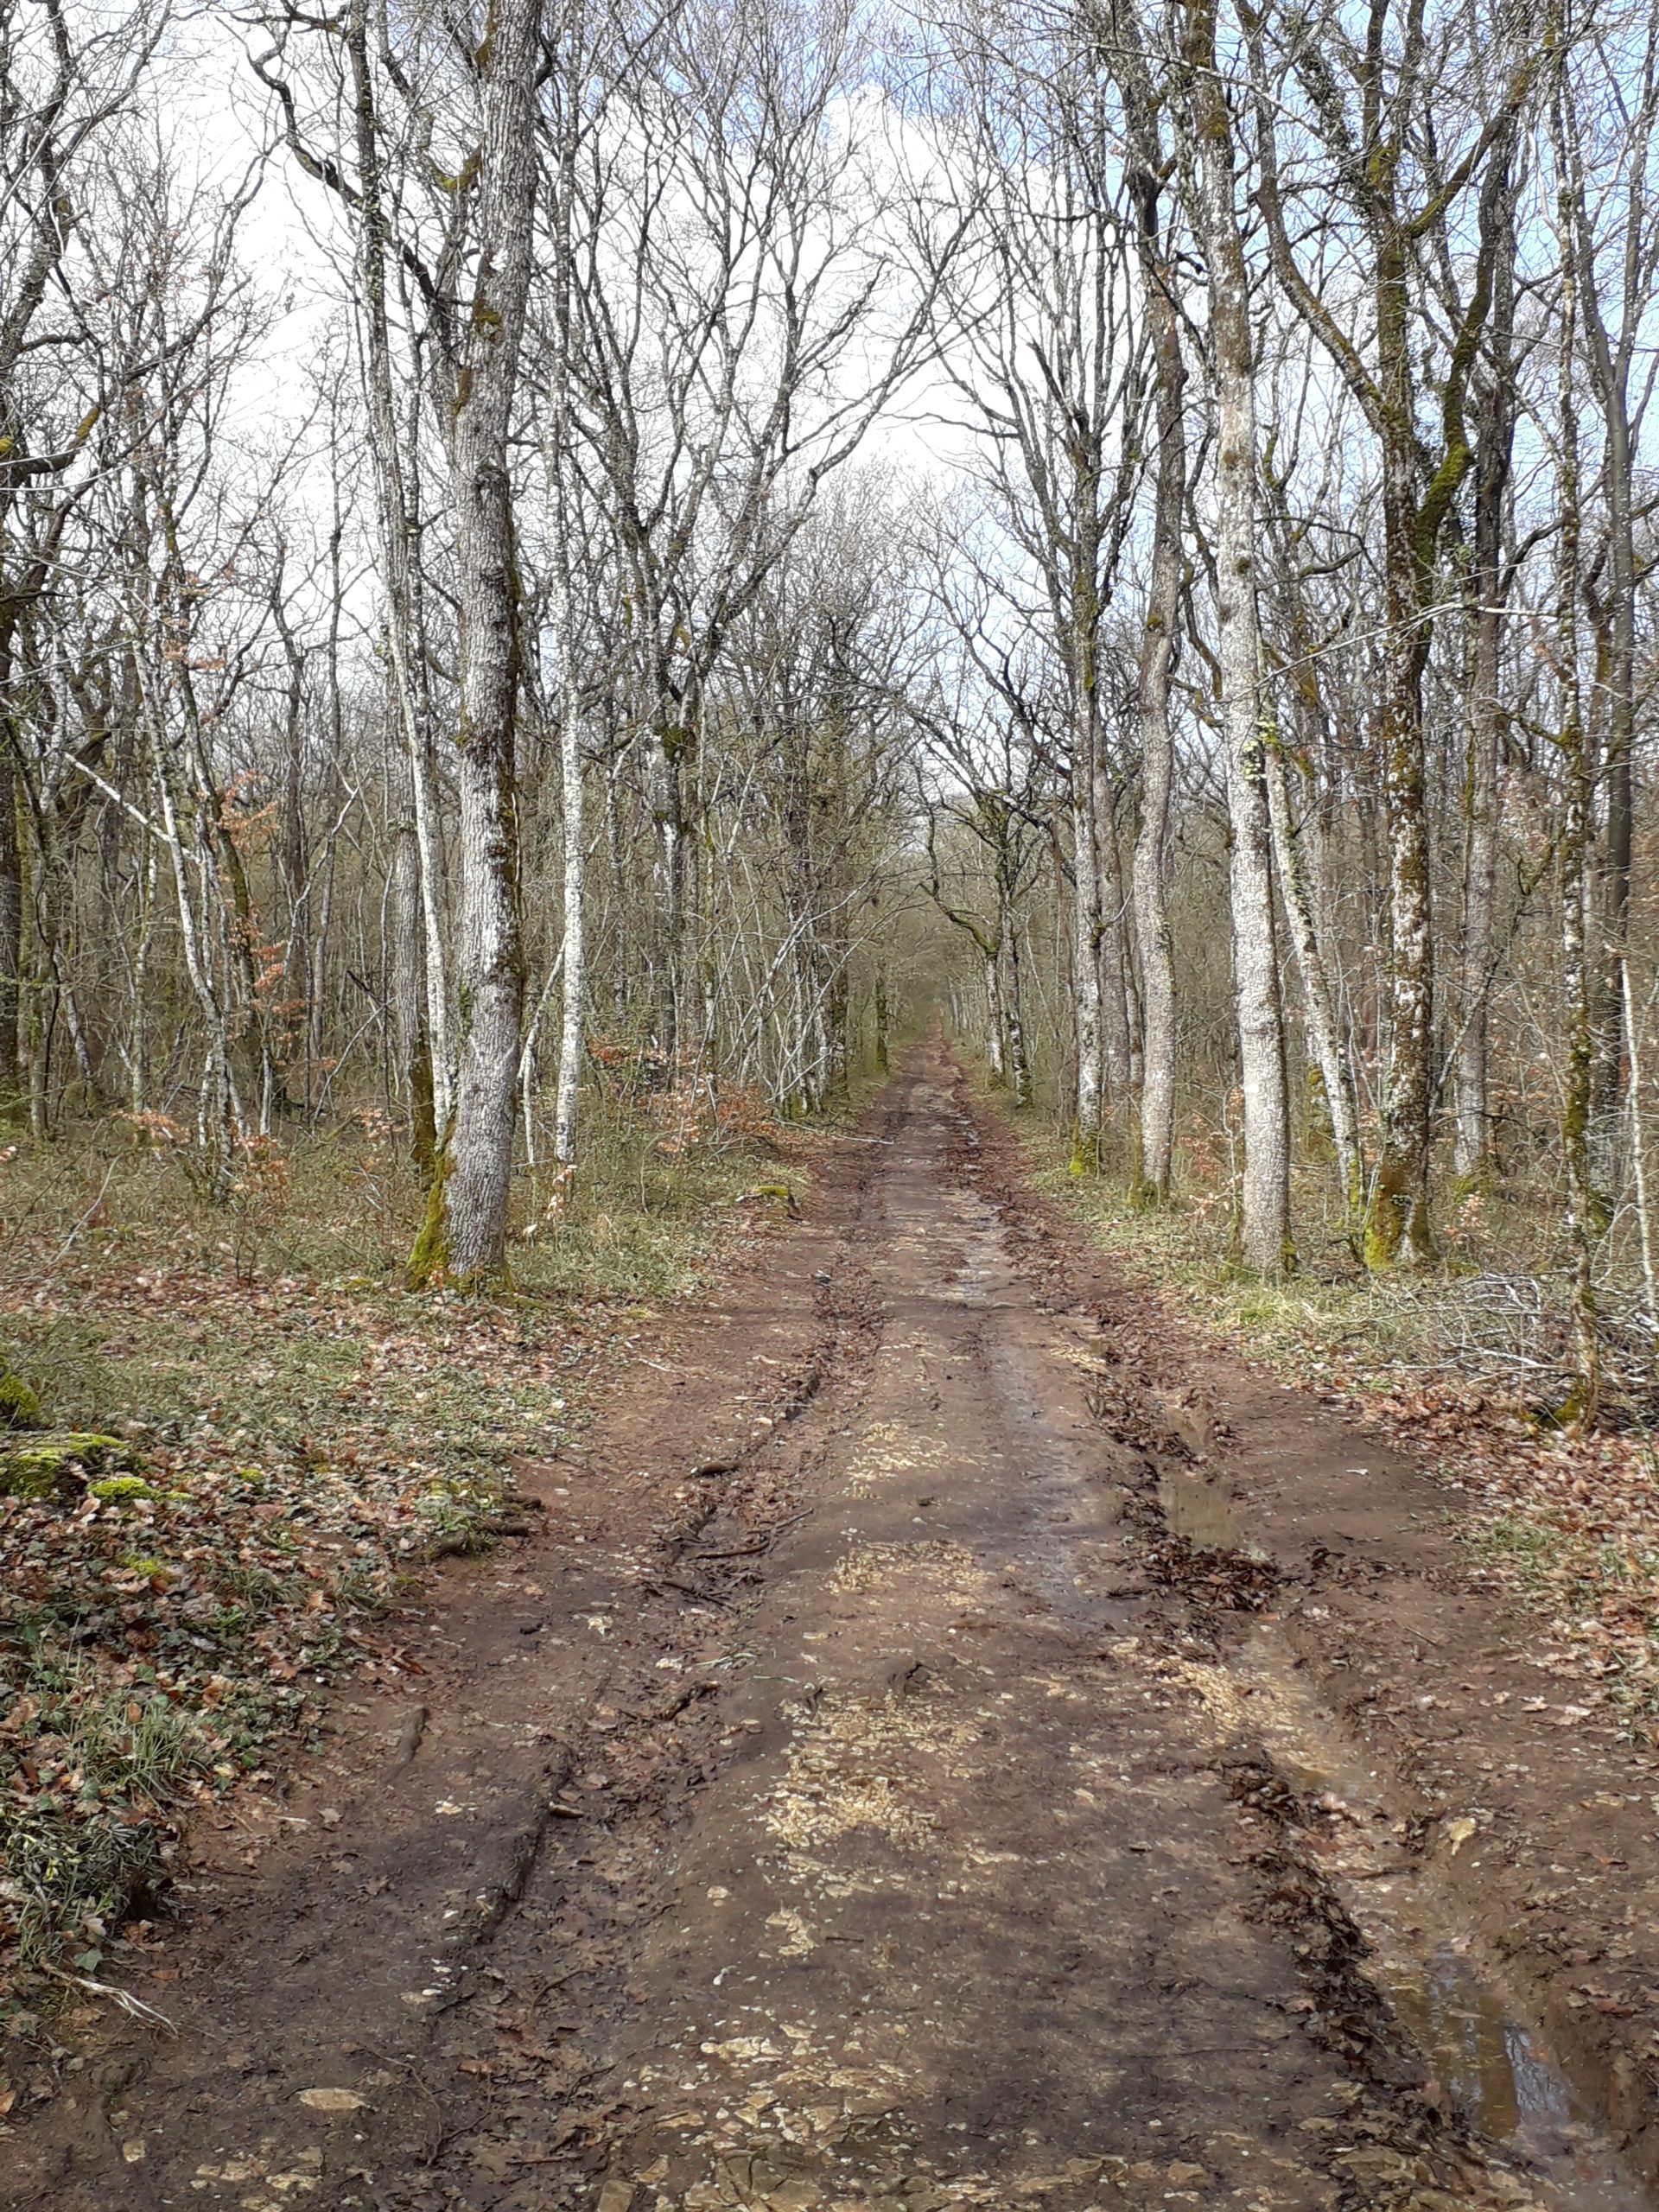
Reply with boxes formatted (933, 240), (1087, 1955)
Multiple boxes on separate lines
(1159, 1465), (1265, 1556)
(1357, 1872), (1643, 2207)
(1386, 1941), (1580, 2155)
(1164, 1468), (1654, 2210)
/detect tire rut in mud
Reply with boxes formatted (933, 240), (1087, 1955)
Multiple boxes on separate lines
(950, 1065), (1657, 2211)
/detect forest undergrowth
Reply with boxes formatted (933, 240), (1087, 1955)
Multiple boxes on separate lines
(1010, 1096), (1659, 1753)
(0, 1067), (818, 2042)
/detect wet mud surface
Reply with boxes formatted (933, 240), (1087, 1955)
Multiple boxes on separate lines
(10, 1045), (1659, 2212)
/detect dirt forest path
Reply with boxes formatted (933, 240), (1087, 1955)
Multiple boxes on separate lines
(14, 1041), (1659, 2212)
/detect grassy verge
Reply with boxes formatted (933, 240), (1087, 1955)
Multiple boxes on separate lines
(0, 1071), (827, 2035)
(999, 1097), (1659, 1739)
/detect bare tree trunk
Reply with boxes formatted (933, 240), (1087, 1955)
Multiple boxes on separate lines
(1122, 43), (1182, 1200)
(1006, 929), (1031, 1109)
(1454, 137), (1519, 1189)
(410, 0), (537, 1290)
(1092, 752), (1132, 1107)
(127, 831), (157, 1114)
(606, 749), (629, 1018)
(390, 802), (435, 1174)
(650, 723), (688, 1066)
(545, 13), (586, 1179)
(344, 0), (452, 1138)
(1623, 959), (1656, 1325)
(1071, 760), (1104, 1171)
(1264, 734), (1362, 1236)
(1246, 20), (1528, 1268)
(1184, 0), (1292, 1274)
(1256, 467), (1365, 1238)
(0, 757), (19, 1116)
(1563, 54), (1656, 1216)
(1554, 79), (1599, 1426)
(150, 715), (238, 1188)
(272, 550), (308, 1113)
(984, 950), (1007, 1086)
(553, 664), (585, 1169)
(1367, 351), (1439, 1266)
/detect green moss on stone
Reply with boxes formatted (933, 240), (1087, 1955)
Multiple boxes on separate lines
(0, 1433), (128, 1500)
(91, 1474), (158, 1505)
(0, 1373), (44, 1430)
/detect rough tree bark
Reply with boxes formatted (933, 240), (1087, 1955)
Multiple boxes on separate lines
(390, 799), (435, 1173)
(0, 757), (20, 1115)
(410, 0), (539, 1290)
(1257, 449), (1365, 1236)
(1454, 138), (1519, 1186)
(1071, 738), (1105, 1170)
(1262, 728), (1362, 1236)
(1005, 931), (1031, 1108)
(1562, 48), (1657, 1214)
(545, 2), (586, 1177)
(1114, 8), (1182, 1201)
(1553, 67), (1599, 1425)
(1184, 0), (1292, 1274)
(1245, 4), (1532, 1266)
(552, 671), (586, 1172)
(344, 0), (449, 1152)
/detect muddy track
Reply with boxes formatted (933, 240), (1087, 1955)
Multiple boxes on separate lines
(8, 1044), (1659, 2212)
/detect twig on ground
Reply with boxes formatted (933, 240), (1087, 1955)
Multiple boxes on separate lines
(38, 1964), (176, 2032)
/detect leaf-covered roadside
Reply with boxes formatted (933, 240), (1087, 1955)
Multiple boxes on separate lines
(1022, 1128), (1659, 1744)
(0, 1271), (601, 2037)
(1226, 1349), (1659, 1740)
(0, 1076), (826, 2056)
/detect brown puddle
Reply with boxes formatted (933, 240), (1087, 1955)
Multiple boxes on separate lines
(1385, 1940), (1627, 2197)
(1248, 1633), (1650, 2208)
(1162, 1467), (1654, 2210)
(1158, 1465), (1268, 1558)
